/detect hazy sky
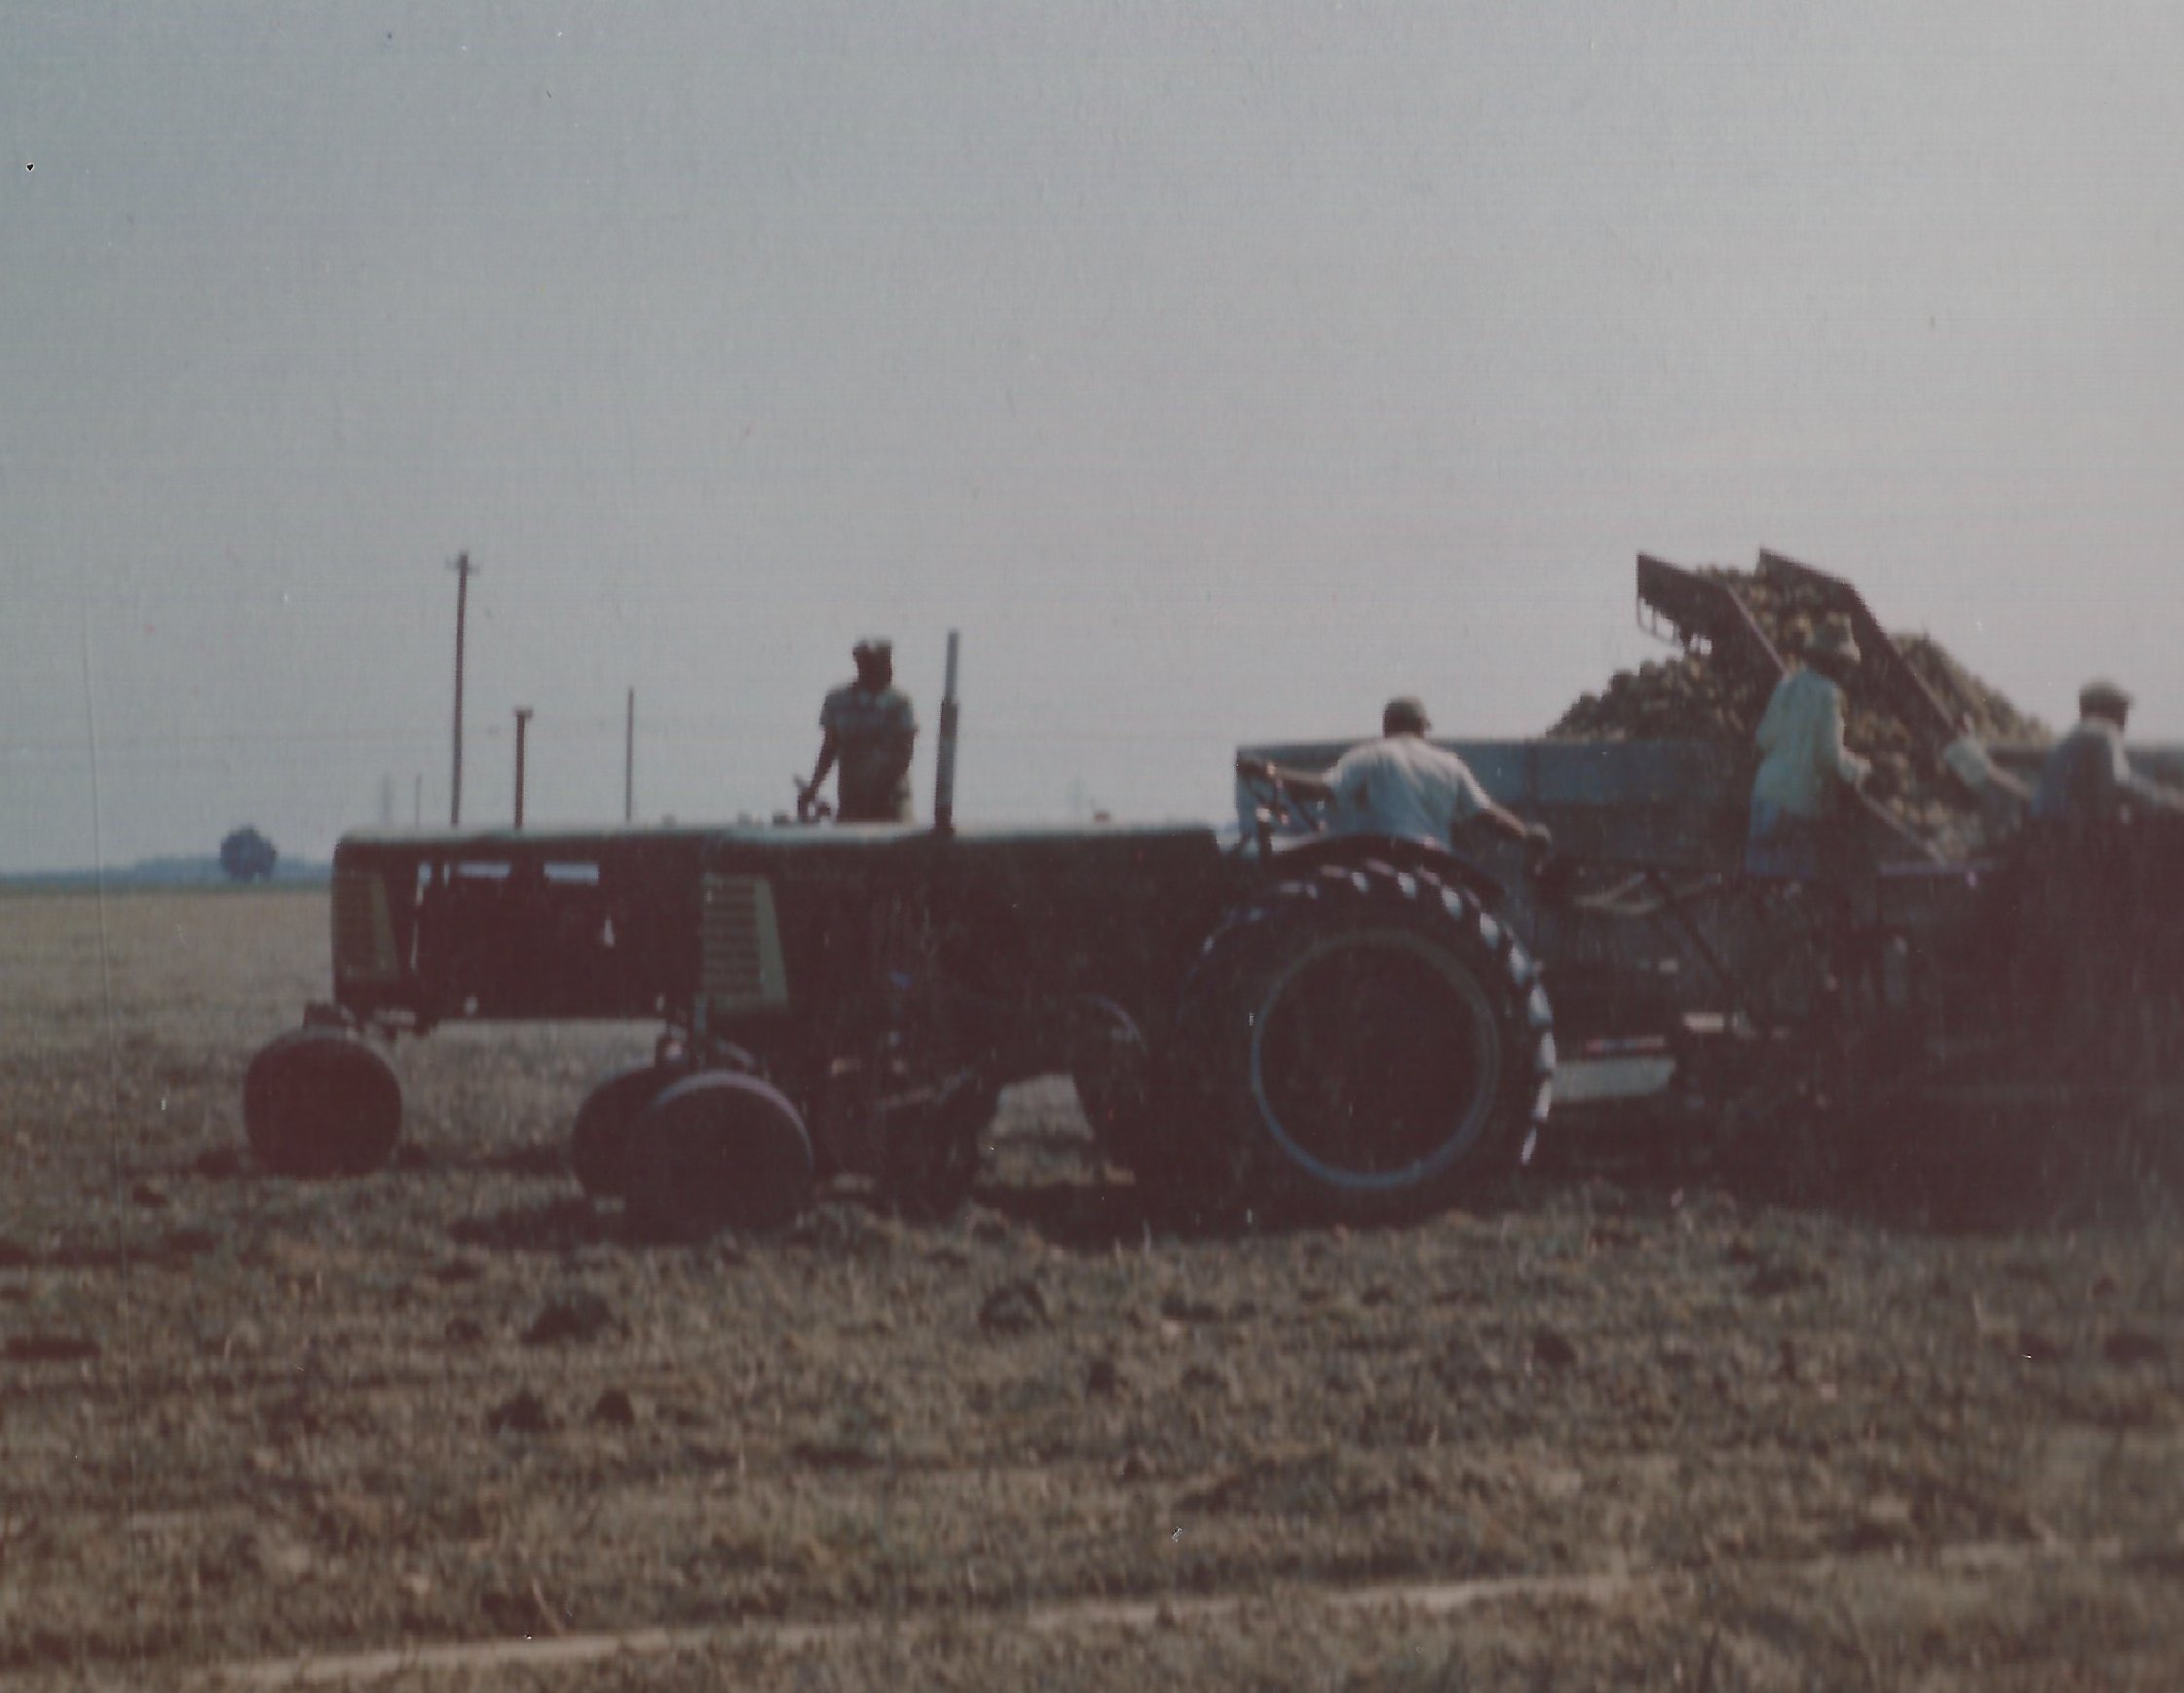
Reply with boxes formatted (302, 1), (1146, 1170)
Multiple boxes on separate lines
(5, 2), (2180, 871)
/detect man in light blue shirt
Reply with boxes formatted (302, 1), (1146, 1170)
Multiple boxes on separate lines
(1746, 616), (1869, 879)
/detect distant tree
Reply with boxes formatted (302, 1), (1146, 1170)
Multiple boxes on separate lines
(219, 826), (278, 884)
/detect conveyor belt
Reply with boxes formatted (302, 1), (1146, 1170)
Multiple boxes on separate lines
(1634, 550), (1944, 865)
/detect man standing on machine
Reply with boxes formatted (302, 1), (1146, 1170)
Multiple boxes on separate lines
(802, 638), (919, 823)
(2029, 679), (2184, 831)
(1745, 615), (1870, 880)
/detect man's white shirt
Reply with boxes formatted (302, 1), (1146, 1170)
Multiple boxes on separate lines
(1327, 735), (1493, 845)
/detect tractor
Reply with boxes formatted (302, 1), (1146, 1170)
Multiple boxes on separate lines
(245, 567), (2184, 1233)
(243, 651), (1556, 1235)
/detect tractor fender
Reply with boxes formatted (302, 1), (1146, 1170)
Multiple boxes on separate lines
(1261, 832), (1506, 911)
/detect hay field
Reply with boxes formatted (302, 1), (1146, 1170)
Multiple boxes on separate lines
(2, 888), (2181, 1689)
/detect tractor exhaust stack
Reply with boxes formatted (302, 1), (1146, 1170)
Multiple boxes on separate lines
(934, 630), (960, 835)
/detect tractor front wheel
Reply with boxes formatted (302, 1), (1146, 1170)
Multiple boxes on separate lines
(243, 1029), (403, 1179)
(1167, 861), (1553, 1224)
(623, 1072), (814, 1241)
(570, 1061), (687, 1199)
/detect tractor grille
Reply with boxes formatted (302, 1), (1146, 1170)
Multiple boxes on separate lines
(330, 870), (399, 985)
(701, 875), (789, 1014)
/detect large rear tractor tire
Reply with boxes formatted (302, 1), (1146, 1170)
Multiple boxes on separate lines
(623, 1072), (814, 1242)
(570, 1061), (686, 1200)
(1164, 860), (1554, 1225)
(243, 1029), (403, 1179)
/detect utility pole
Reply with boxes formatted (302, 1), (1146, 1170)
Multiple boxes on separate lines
(512, 707), (534, 828)
(623, 687), (635, 824)
(447, 551), (478, 827)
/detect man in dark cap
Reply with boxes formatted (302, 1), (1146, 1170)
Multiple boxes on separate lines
(1237, 696), (1546, 852)
(2030, 679), (2182, 830)
(802, 639), (918, 823)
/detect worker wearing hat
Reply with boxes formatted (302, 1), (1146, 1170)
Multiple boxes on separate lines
(802, 638), (919, 823)
(1746, 614), (1870, 879)
(1236, 696), (1549, 854)
(2029, 678), (2182, 829)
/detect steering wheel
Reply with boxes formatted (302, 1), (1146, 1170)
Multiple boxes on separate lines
(1236, 764), (1326, 840)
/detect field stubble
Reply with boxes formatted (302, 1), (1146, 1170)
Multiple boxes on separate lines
(1, 889), (2180, 1689)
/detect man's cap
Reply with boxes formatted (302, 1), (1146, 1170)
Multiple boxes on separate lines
(1383, 696), (1431, 734)
(2081, 678), (2133, 714)
(1802, 614), (1862, 667)
(851, 637), (892, 661)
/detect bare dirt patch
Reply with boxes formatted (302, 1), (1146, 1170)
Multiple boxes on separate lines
(2, 889), (2180, 1686)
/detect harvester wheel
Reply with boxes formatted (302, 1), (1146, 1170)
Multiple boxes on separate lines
(243, 1028), (403, 1179)
(1168, 861), (1553, 1224)
(570, 1062), (686, 1200)
(623, 1072), (813, 1241)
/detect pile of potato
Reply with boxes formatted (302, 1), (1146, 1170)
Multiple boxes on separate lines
(1547, 564), (2049, 856)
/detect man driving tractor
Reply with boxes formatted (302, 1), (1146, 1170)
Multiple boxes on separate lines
(1237, 696), (1550, 854)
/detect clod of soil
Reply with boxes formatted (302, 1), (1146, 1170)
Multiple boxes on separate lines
(485, 1390), (554, 1435)
(1179, 1362), (1238, 1398)
(1746, 1260), (1827, 1299)
(590, 1387), (637, 1427)
(1532, 1329), (1579, 1371)
(161, 1225), (218, 1259)
(523, 1290), (620, 1346)
(790, 1437), (883, 1472)
(979, 1279), (1048, 1335)
(192, 1146), (245, 1179)
(2103, 1330), (2166, 1368)
(5, 1332), (100, 1364)
(1844, 1494), (1917, 1552)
